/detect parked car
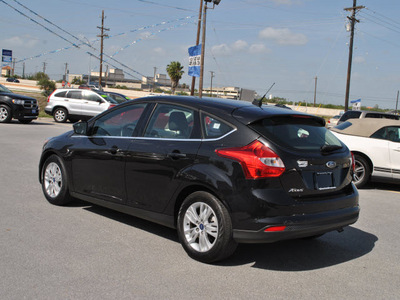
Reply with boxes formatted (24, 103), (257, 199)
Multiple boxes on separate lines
(332, 118), (400, 188)
(0, 84), (39, 123)
(78, 84), (99, 90)
(45, 88), (118, 123)
(337, 110), (399, 125)
(39, 96), (359, 263)
(327, 115), (341, 128)
(6, 77), (20, 83)
(103, 91), (131, 103)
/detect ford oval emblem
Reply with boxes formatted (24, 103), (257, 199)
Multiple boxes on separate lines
(326, 161), (337, 169)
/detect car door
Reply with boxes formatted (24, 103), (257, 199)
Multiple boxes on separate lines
(65, 90), (83, 115)
(386, 126), (400, 179)
(125, 103), (201, 213)
(81, 90), (109, 117)
(70, 103), (148, 203)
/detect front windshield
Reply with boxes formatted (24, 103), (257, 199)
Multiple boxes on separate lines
(0, 84), (12, 93)
(95, 91), (118, 104)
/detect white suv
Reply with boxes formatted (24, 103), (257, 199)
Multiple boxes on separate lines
(45, 88), (118, 123)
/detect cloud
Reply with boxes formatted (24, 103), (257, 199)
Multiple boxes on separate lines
(153, 47), (166, 56)
(232, 40), (249, 51)
(212, 40), (270, 56)
(259, 27), (308, 45)
(2, 35), (39, 48)
(249, 44), (270, 54)
(211, 43), (232, 56)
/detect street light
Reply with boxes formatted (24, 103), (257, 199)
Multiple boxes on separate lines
(198, 0), (221, 98)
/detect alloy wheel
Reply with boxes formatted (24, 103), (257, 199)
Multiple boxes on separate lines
(183, 202), (219, 252)
(44, 162), (63, 198)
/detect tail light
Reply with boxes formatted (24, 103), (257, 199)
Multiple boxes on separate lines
(108, 104), (116, 109)
(47, 90), (56, 102)
(215, 140), (285, 179)
(350, 152), (355, 172)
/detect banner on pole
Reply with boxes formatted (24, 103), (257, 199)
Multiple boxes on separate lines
(2, 49), (12, 68)
(351, 99), (361, 110)
(188, 45), (201, 77)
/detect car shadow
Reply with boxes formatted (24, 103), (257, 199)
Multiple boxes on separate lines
(220, 227), (377, 270)
(75, 201), (376, 270)
(361, 181), (400, 192)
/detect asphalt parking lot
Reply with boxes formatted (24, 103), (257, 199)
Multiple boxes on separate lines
(1, 119), (399, 299)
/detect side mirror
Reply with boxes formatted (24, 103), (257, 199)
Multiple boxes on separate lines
(73, 121), (88, 135)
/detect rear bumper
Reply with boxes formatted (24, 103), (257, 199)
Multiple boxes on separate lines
(233, 205), (359, 243)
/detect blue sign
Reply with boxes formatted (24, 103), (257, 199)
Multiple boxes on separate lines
(2, 49), (12, 56)
(188, 45), (201, 77)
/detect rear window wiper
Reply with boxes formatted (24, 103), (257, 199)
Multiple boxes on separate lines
(321, 145), (342, 153)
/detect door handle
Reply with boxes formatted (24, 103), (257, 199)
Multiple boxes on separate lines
(167, 152), (186, 159)
(109, 145), (120, 154)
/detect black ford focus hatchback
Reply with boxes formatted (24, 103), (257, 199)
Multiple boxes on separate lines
(39, 96), (359, 262)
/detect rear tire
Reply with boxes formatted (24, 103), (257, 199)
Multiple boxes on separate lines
(0, 104), (12, 123)
(53, 108), (68, 123)
(41, 155), (72, 205)
(177, 191), (237, 263)
(353, 155), (371, 188)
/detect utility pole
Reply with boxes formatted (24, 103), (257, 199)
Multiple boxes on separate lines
(12, 58), (16, 77)
(42, 62), (47, 74)
(344, 0), (365, 111)
(313, 76), (317, 107)
(190, 0), (204, 96)
(22, 62), (25, 79)
(153, 67), (157, 92)
(97, 10), (109, 90)
(210, 71), (215, 97)
(199, 2), (208, 98)
(64, 63), (69, 83)
(396, 90), (399, 114)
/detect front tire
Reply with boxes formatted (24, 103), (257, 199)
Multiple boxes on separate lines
(53, 108), (68, 123)
(0, 104), (12, 123)
(41, 155), (72, 205)
(177, 191), (237, 263)
(353, 155), (371, 188)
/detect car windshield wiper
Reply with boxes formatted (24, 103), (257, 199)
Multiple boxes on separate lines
(321, 144), (342, 153)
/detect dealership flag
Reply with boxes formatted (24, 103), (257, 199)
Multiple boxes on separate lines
(351, 99), (361, 110)
(188, 45), (201, 77)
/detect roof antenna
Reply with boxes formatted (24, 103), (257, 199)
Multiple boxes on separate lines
(252, 82), (275, 107)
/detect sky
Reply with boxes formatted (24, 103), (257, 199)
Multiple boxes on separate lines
(1, 0), (400, 109)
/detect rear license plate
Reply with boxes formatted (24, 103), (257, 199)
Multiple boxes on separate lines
(315, 172), (335, 190)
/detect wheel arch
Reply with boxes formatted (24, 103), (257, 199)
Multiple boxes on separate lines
(52, 105), (69, 115)
(173, 184), (231, 228)
(352, 151), (373, 172)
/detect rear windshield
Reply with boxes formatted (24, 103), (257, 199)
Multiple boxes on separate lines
(95, 91), (118, 104)
(250, 116), (343, 152)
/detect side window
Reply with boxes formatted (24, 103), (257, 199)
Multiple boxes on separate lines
(66, 91), (82, 99)
(203, 114), (234, 139)
(371, 126), (400, 142)
(340, 111), (361, 122)
(82, 91), (101, 102)
(92, 103), (147, 137)
(54, 91), (67, 97)
(144, 104), (195, 139)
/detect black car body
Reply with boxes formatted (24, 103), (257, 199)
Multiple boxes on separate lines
(39, 96), (359, 262)
(0, 84), (39, 123)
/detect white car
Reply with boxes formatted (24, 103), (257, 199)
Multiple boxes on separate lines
(331, 118), (400, 188)
(45, 88), (118, 123)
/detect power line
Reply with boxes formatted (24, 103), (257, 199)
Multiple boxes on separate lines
(0, 0), (79, 47)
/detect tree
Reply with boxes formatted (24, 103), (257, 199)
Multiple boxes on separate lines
(35, 72), (56, 97)
(166, 61), (184, 94)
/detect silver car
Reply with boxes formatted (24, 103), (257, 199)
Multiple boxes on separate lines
(45, 88), (118, 123)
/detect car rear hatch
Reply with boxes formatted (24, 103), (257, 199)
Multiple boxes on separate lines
(233, 109), (353, 197)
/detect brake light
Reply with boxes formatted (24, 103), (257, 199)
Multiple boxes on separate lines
(108, 104), (116, 109)
(47, 90), (56, 102)
(215, 140), (285, 179)
(350, 152), (355, 172)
